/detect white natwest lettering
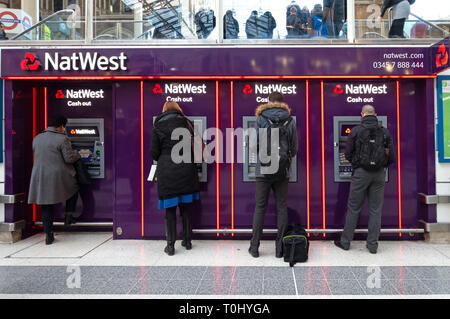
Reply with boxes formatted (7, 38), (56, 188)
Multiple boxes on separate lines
(345, 84), (388, 95)
(66, 89), (105, 99)
(254, 84), (297, 95)
(165, 84), (207, 94)
(45, 52), (127, 71)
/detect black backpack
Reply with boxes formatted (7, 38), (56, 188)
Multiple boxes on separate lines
(259, 115), (293, 180)
(408, 0), (415, 5)
(282, 224), (309, 267)
(354, 124), (388, 171)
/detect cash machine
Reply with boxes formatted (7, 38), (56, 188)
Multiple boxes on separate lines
(333, 116), (388, 182)
(242, 116), (297, 182)
(66, 118), (105, 179)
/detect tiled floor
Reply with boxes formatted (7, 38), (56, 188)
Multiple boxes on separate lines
(0, 232), (450, 298)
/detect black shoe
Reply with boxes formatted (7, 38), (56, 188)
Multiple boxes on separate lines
(275, 248), (283, 258)
(366, 245), (377, 254)
(64, 215), (71, 226)
(248, 247), (259, 258)
(164, 244), (175, 256)
(181, 240), (192, 250)
(334, 240), (349, 251)
(64, 215), (78, 226)
(46, 233), (54, 245)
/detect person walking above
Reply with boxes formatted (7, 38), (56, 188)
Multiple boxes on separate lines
(150, 101), (200, 256)
(249, 92), (298, 258)
(28, 115), (80, 245)
(378, 0), (412, 38)
(334, 105), (395, 254)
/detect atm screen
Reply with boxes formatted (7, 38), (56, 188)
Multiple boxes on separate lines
(75, 147), (94, 162)
(340, 124), (356, 136)
(66, 126), (100, 138)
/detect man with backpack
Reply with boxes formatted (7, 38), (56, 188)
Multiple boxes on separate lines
(248, 92), (298, 258)
(334, 105), (395, 254)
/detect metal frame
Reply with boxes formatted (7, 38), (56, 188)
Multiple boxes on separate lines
(242, 116), (297, 183)
(333, 116), (388, 183)
(192, 228), (424, 234)
(3, 1), (448, 46)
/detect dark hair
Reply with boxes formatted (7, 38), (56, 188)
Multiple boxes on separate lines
(268, 92), (284, 103)
(48, 115), (68, 128)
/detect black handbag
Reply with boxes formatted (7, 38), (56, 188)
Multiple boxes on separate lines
(74, 159), (91, 185)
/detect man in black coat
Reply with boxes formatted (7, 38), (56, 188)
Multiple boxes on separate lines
(334, 105), (396, 254)
(323, 0), (346, 38)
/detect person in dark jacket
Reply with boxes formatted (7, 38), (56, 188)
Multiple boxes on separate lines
(248, 92), (298, 258)
(323, 0), (346, 38)
(150, 101), (200, 256)
(378, 0), (411, 38)
(309, 3), (328, 37)
(334, 105), (396, 254)
(246, 10), (259, 39)
(258, 11), (277, 39)
(194, 8), (216, 39)
(286, 6), (302, 38)
(28, 115), (80, 245)
(223, 10), (239, 39)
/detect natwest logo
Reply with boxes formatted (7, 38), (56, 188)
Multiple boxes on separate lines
(436, 43), (449, 68)
(55, 90), (65, 99)
(57, 89), (105, 99)
(344, 84), (388, 95)
(243, 84), (253, 94)
(154, 83), (207, 95)
(333, 84), (344, 95)
(44, 52), (127, 71)
(254, 84), (297, 95)
(20, 52), (40, 71)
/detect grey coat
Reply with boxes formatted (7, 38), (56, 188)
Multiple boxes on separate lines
(28, 127), (80, 205)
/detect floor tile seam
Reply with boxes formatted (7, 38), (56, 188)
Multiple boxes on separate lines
(4, 239), (46, 258)
(291, 267), (299, 297)
(429, 246), (450, 260)
(78, 236), (114, 259)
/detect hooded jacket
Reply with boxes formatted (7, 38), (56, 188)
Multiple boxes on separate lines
(150, 110), (200, 199)
(344, 115), (396, 169)
(252, 102), (298, 179)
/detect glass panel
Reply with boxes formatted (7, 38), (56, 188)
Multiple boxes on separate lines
(6, 0), (85, 41)
(222, 0), (347, 39)
(93, 0), (218, 41)
(355, 0), (449, 40)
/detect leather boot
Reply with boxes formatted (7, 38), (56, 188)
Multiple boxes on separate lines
(181, 209), (192, 250)
(46, 232), (54, 245)
(164, 211), (177, 256)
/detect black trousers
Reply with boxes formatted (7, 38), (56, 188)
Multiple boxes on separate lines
(250, 178), (289, 251)
(41, 192), (78, 234)
(165, 203), (192, 245)
(389, 18), (406, 38)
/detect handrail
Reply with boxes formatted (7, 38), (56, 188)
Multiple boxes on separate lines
(388, 8), (449, 37)
(409, 12), (449, 36)
(11, 9), (76, 40)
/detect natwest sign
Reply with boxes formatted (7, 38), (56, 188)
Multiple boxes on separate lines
(21, 51), (128, 71)
(154, 83), (207, 94)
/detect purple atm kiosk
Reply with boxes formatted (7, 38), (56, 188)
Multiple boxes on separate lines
(0, 45), (442, 241)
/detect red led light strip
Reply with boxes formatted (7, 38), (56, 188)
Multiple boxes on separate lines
(216, 81), (220, 237)
(44, 86), (47, 128)
(320, 81), (326, 237)
(3, 75), (437, 80)
(306, 80), (310, 232)
(396, 81), (403, 237)
(32, 87), (36, 222)
(140, 81), (145, 237)
(230, 81), (235, 236)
